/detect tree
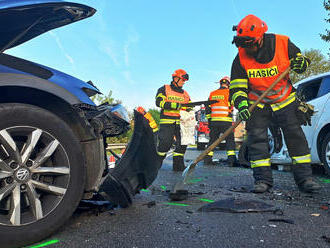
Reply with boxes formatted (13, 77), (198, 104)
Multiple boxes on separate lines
(148, 108), (160, 126)
(320, 0), (330, 55)
(290, 49), (330, 84)
(90, 90), (121, 105)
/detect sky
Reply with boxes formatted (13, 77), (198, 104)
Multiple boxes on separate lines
(7, 0), (329, 112)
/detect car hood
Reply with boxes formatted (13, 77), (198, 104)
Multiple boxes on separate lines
(0, 0), (96, 51)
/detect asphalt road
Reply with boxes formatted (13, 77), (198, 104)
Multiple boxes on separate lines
(30, 149), (330, 248)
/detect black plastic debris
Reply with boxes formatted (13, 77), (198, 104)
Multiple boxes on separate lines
(268, 218), (294, 224)
(228, 187), (249, 193)
(169, 189), (189, 201)
(321, 235), (330, 243)
(143, 201), (156, 208)
(198, 197), (277, 213)
(78, 200), (115, 216)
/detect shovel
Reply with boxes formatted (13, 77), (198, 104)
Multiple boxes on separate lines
(170, 67), (291, 199)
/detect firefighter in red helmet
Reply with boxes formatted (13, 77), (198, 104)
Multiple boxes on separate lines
(155, 69), (191, 171)
(230, 14), (320, 193)
(204, 76), (237, 166)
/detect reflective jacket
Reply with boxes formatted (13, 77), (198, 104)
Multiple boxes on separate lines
(239, 34), (292, 104)
(208, 88), (233, 122)
(155, 84), (190, 124)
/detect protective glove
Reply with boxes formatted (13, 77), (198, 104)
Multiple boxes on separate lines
(171, 102), (182, 110)
(238, 100), (251, 121)
(290, 53), (310, 74)
(296, 100), (314, 126)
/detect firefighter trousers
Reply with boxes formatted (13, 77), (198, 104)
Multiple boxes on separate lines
(246, 101), (313, 186)
(157, 122), (187, 167)
(207, 121), (236, 158)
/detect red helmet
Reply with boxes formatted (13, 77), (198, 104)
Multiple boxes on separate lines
(219, 76), (230, 86)
(172, 69), (189, 81)
(232, 15), (268, 48)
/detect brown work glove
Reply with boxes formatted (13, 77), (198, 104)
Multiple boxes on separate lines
(296, 100), (315, 126)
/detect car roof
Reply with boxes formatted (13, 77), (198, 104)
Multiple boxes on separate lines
(295, 72), (330, 86)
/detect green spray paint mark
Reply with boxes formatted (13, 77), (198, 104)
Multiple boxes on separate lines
(28, 239), (60, 248)
(187, 178), (203, 183)
(199, 198), (215, 203)
(141, 189), (150, 192)
(319, 178), (330, 183)
(161, 202), (190, 207)
(160, 185), (167, 191)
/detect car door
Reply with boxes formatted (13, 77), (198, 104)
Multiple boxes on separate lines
(297, 76), (330, 149)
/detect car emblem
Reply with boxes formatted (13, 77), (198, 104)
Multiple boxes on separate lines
(16, 168), (30, 181)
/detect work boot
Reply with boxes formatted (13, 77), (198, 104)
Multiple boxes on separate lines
(298, 178), (321, 193)
(173, 156), (185, 172)
(252, 182), (272, 193)
(204, 155), (216, 165)
(227, 155), (238, 167)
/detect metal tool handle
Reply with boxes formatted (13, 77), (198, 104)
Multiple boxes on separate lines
(183, 67), (291, 183)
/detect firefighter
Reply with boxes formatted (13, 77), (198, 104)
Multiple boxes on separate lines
(155, 69), (191, 171)
(230, 14), (321, 193)
(204, 76), (237, 166)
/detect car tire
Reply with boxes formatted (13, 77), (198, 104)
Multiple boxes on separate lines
(0, 103), (86, 248)
(320, 132), (330, 175)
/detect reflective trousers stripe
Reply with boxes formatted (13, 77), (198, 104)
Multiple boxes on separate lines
(227, 150), (236, 156)
(251, 158), (271, 168)
(160, 119), (180, 124)
(157, 151), (166, 156)
(207, 151), (214, 156)
(173, 152), (184, 157)
(292, 154), (311, 164)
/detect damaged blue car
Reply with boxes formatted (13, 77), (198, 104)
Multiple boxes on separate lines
(0, 1), (161, 247)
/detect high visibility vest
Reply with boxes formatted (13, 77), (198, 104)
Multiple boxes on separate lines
(239, 34), (292, 104)
(209, 88), (232, 121)
(163, 84), (190, 118)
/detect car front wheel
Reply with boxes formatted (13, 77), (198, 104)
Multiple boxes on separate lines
(320, 132), (330, 175)
(0, 103), (86, 248)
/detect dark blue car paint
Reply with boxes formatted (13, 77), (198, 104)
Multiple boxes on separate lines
(0, 0), (99, 105)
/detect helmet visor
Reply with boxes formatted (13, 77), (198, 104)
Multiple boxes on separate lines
(232, 36), (257, 48)
(181, 74), (189, 81)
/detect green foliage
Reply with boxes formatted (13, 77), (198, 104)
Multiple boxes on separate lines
(148, 108), (160, 126)
(320, 0), (330, 55)
(290, 49), (330, 84)
(90, 90), (121, 105)
(91, 90), (130, 144)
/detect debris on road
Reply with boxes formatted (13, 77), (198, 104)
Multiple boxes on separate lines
(198, 197), (278, 213)
(143, 201), (156, 208)
(268, 218), (295, 224)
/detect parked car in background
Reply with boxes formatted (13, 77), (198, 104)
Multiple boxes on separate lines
(239, 72), (330, 174)
(0, 1), (160, 247)
(195, 106), (210, 150)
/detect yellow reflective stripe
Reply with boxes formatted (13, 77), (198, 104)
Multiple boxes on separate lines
(206, 114), (211, 118)
(207, 151), (214, 156)
(153, 128), (159, 132)
(249, 100), (264, 109)
(164, 109), (179, 114)
(232, 91), (248, 104)
(211, 117), (233, 122)
(157, 151), (166, 156)
(250, 158), (271, 168)
(173, 152), (184, 157)
(160, 119), (179, 124)
(270, 93), (296, 111)
(230, 79), (248, 89)
(292, 154), (311, 164)
(227, 150), (236, 156)
(157, 93), (166, 108)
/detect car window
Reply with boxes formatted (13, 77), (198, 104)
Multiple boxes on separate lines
(296, 78), (322, 102)
(317, 76), (330, 98)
